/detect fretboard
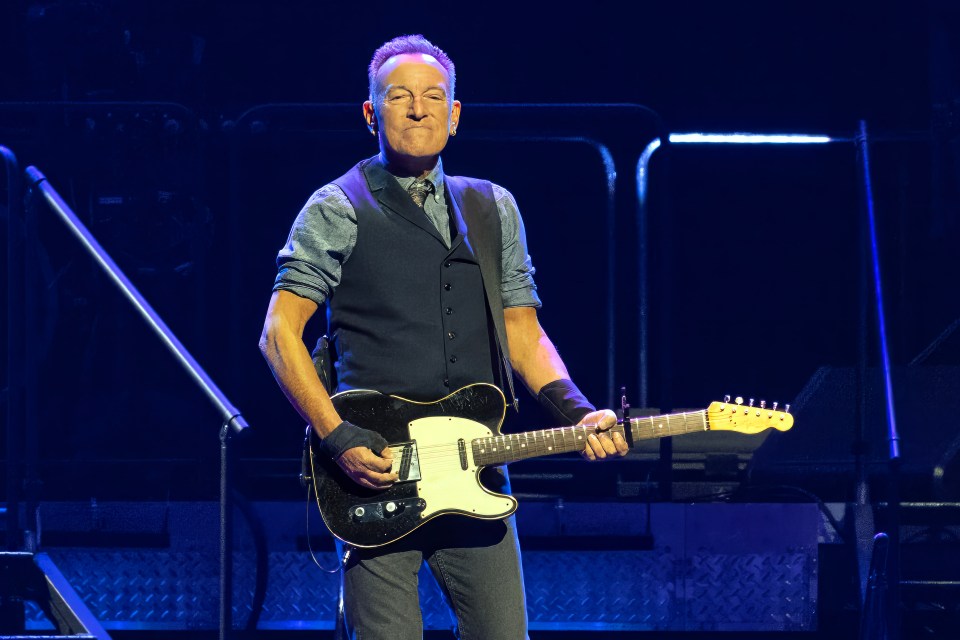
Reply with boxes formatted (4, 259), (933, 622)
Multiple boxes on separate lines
(470, 410), (709, 467)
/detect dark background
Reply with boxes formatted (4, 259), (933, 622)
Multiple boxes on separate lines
(1, 0), (958, 503)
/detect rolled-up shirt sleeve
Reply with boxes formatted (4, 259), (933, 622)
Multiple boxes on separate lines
(273, 184), (357, 307)
(494, 184), (542, 308)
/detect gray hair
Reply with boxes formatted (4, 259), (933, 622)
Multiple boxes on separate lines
(368, 34), (456, 106)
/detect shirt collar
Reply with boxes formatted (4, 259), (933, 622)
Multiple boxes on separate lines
(378, 154), (446, 203)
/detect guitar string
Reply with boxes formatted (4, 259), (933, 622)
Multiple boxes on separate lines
(405, 425), (631, 460)
(388, 412), (788, 472)
(399, 411), (707, 455)
(390, 412), (786, 463)
(408, 419), (706, 458)
(401, 425), (676, 463)
(400, 412), (707, 456)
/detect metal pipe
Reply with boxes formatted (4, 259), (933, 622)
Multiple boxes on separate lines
(3, 145), (22, 551)
(24, 166), (249, 435)
(856, 122), (900, 462)
(635, 132), (843, 408)
(856, 120), (901, 640)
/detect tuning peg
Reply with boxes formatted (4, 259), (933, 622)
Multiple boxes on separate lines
(760, 400), (766, 409)
(723, 394), (731, 404)
(772, 401), (778, 411)
(735, 396), (743, 405)
(785, 404), (791, 413)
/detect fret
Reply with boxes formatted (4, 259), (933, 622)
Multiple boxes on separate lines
(628, 410), (708, 442)
(517, 432), (530, 462)
(473, 408), (713, 467)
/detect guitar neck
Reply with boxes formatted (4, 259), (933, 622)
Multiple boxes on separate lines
(471, 409), (709, 466)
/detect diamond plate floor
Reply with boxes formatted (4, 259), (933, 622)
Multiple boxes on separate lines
(23, 502), (818, 632)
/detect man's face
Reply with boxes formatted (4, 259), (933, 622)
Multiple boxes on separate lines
(364, 53), (461, 166)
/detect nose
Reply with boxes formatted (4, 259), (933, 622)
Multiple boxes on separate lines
(409, 96), (427, 119)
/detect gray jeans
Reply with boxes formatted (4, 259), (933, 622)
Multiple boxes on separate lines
(338, 515), (529, 640)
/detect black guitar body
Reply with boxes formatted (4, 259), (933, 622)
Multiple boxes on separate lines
(310, 383), (509, 548)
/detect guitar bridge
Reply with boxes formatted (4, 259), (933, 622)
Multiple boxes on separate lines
(389, 441), (421, 482)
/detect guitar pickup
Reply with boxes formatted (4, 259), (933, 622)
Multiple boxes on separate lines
(388, 441), (421, 482)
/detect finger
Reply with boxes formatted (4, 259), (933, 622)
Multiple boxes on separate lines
(597, 433), (618, 456)
(338, 450), (395, 484)
(379, 446), (394, 459)
(593, 411), (618, 431)
(360, 450), (394, 473)
(612, 431), (629, 455)
(366, 461), (398, 479)
(365, 460), (399, 481)
(361, 468), (398, 487)
(581, 444), (596, 461)
(587, 434), (607, 459)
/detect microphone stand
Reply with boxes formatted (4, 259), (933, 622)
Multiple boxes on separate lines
(25, 166), (251, 640)
(855, 121), (901, 639)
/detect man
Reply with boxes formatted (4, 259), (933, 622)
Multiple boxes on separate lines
(260, 34), (627, 640)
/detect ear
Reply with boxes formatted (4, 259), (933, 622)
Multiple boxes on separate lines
(449, 100), (462, 134)
(363, 101), (377, 134)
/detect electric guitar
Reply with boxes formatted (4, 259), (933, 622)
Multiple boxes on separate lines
(308, 383), (794, 548)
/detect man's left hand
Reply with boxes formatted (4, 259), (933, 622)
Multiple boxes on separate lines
(578, 409), (629, 461)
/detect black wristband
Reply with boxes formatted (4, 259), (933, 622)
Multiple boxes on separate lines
(318, 420), (389, 460)
(537, 379), (596, 426)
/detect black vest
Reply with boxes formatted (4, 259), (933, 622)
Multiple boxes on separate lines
(330, 157), (513, 402)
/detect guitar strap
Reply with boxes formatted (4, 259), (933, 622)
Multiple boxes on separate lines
(446, 175), (519, 412)
(310, 335), (334, 393)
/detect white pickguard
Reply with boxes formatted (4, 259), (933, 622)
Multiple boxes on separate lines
(406, 416), (517, 520)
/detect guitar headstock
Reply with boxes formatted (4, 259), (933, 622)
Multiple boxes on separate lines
(706, 395), (794, 434)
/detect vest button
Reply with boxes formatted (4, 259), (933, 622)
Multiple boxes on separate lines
(444, 283), (452, 291)
(448, 332), (456, 340)
(449, 355), (458, 363)
(443, 378), (449, 387)
(445, 307), (453, 315)
(445, 261), (452, 268)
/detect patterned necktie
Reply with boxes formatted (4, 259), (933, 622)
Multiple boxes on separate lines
(407, 178), (432, 208)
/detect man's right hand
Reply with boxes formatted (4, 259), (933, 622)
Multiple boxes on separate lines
(317, 420), (398, 489)
(337, 446), (398, 489)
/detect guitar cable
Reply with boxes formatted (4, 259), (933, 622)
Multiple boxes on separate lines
(302, 429), (344, 574)
(304, 481), (343, 574)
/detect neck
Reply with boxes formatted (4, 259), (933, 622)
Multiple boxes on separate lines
(380, 151), (439, 179)
(470, 410), (711, 467)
